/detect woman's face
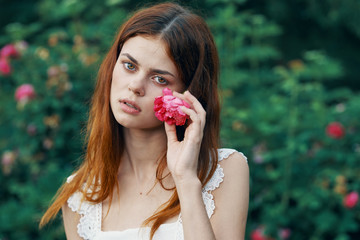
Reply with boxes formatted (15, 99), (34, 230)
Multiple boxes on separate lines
(110, 35), (185, 130)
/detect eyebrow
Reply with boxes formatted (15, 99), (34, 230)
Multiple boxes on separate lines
(121, 53), (139, 65)
(121, 53), (176, 77)
(152, 68), (175, 77)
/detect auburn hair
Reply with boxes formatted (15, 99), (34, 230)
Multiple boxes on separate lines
(40, 2), (220, 239)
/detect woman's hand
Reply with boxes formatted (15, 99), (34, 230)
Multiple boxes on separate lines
(164, 90), (206, 184)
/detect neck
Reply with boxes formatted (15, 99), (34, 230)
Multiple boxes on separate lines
(120, 126), (168, 181)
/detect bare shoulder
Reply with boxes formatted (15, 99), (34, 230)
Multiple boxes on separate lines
(216, 150), (249, 201)
(210, 150), (249, 240)
(219, 150), (249, 176)
(62, 203), (82, 240)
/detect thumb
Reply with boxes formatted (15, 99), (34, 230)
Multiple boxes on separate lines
(165, 122), (178, 144)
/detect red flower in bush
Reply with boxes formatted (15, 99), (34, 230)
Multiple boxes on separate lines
(15, 84), (36, 102)
(326, 122), (345, 139)
(0, 57), (11, 75)
(154, 87), (190, 126)
(0, 44), (19, 58)
(343, 191), (359, 208)
(251, 227), (267, 240)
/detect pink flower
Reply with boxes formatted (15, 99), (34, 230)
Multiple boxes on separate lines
(15, 84), (36, 102)
(1, 150), (17, 175)
(27, 124), (37, 136)
(1, 44), (19, 58)
(0, 57), (11, 75)
(252, 143), (267, 164)
(43, 138), (54, 150)
(279, 228), (291, 239)
(2, 151), (16, 166)
(326, 122), (345, 139)
(154, 87), (190, 126)
(343, 191), (359, 208)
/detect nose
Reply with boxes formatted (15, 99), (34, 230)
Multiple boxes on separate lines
(128, 77), (145, 96)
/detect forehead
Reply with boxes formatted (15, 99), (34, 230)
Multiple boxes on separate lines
(120, 36), (176, 69)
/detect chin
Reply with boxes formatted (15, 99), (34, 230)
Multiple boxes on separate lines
(115, 116), (164, 130)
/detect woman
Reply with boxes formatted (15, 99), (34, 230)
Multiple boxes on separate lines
(40, 2), (249, 240)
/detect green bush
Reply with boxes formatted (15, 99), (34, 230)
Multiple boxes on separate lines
(0, 0), (359, 239)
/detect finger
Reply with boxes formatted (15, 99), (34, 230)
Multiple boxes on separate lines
(173, 91), (206, 130)
(164, 122), (178, 143)
(173, 91), (206, 118)
(184, 91), (206, 113)
(173, 91), (194, 109)
(180, 106), (198, 121)
(180, 106), (205, 130)
(180, 106), (205, 142)
(181, 91), (206, 116)
(184, 95), (206, 127)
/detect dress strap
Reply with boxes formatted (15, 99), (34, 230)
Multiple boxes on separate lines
(201, 148), (247, 218)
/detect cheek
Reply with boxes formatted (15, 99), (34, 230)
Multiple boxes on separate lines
(110, 74), (123, 107)
(112, 59), (127, 80)
(111, 67), (127, 93)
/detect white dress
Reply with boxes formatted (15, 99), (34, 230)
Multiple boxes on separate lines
(67, 148), (247, 240)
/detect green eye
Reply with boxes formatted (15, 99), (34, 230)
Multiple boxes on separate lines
(124, 62), (135, 71)
(154, 76), (168, 85)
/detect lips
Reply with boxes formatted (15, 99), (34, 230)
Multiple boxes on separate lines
(119, 99), (142, 113)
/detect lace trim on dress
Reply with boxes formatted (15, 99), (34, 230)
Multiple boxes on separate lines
(66, 148), (247, 240)
(67, 176), (101, 240)
(201, 148), (247, 218)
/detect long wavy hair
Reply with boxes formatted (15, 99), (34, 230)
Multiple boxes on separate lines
(40, 2), (220, 239)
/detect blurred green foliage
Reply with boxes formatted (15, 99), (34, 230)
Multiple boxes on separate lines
(0, 0), (359, 239)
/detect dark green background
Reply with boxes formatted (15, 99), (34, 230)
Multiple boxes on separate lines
(1, 0), (359, 239)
